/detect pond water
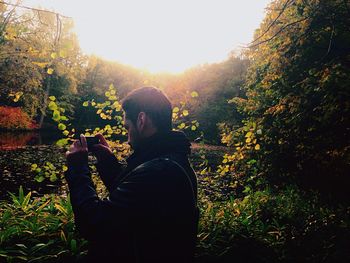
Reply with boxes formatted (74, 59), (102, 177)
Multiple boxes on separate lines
(0, 131), (228, 201)
(0, 130), (67, 201)
(0, 130), (62, 150)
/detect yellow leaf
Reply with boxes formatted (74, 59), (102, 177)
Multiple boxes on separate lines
(245, 132), (253, 138)
(246, 137), (252, 143)
(178, 123), (186, 129)
(173, 107), (179, 113)
(255, 144), (261, 150)
(182, 110), (189, 116)
(32, 62), (48, 68)
(59, 50), (67, 58)
(191, 91), (199, 97)
(50, 52), (57, 59)
(191, 125), (197, 131)
(47, 68), (54, 75)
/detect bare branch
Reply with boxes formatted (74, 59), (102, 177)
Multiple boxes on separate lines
(248, 17), (309, 49)
(0, 1), (71, 18)
(250, 0), (295, 45)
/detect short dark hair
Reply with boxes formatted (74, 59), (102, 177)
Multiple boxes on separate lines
(121, 86), (172, 132)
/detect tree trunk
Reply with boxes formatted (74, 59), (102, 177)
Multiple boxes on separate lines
(38, 77), (51, 129)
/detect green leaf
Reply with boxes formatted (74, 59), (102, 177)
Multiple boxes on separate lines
(52, 111), (60, 122)
(50, 173), (57, 182)
(56, 138), (69, 147)
(19, 186), (24, 204)
(48, 101), (57, 111)
(70, 239), (77, 253)
(35, 175), (45, 183)
(58, 123), (66, 131)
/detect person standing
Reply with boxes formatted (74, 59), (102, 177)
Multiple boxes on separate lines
(65, 87), (199, 262)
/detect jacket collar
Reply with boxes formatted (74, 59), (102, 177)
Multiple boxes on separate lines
(126, 130), (191, 168)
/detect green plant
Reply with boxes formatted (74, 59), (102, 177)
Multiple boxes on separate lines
(196, 185), (350, 263)
(0, 186), (88, 262)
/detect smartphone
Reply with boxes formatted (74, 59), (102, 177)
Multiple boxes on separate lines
(79, 136), (99, 151)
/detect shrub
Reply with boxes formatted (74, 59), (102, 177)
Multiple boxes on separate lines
(0, 106), (37, 130)
(196, 186), (350, 263)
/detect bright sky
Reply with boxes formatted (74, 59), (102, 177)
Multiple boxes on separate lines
(22, 0), (271, 73)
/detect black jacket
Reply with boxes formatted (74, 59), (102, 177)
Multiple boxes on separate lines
(65, 131), (199, 263)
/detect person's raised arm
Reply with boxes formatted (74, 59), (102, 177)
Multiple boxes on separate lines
(65, 134), (130, 239)
(91, 133), (124, 192)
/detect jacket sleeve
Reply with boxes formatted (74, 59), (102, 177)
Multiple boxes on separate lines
(65, 164), (144, 240)
(95, 154), (125, 192)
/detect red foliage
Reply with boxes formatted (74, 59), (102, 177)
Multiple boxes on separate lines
(0, 106), (37, 130)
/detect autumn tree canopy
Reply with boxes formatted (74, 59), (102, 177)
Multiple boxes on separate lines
(232, 0), (350, 195)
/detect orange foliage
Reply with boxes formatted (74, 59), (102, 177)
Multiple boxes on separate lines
(0, 106), (37, 130)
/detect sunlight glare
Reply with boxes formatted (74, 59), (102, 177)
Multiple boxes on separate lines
(22, 0), (271, 73)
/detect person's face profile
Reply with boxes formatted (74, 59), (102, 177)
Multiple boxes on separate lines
(123, 113), (139, 148)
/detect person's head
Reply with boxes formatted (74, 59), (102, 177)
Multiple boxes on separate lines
(121, 86), (172, 148)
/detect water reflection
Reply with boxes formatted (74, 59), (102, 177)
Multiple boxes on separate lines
(0, 130), (62, 149)
(0, 131), (66, 200)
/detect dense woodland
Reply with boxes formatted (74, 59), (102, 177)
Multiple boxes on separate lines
(0, 0), (349, 262)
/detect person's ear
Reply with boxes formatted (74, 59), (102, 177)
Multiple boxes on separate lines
(136, 112), (146, 132)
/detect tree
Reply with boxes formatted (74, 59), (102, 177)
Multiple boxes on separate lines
(231, 0), (350, 197)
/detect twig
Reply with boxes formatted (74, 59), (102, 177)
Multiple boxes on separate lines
(322, 23), (335, 59)
(250, 0), (295, 45)
(249, 17), (309, 48)
(0, 1), (71, 18)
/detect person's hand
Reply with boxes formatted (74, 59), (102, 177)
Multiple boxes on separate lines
(66, 134), (88, 167)
(91, 133), (114, 163)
